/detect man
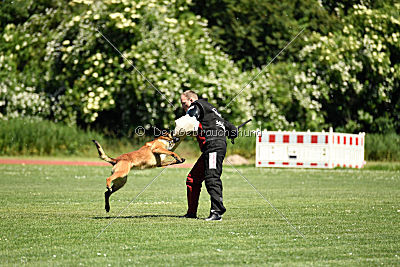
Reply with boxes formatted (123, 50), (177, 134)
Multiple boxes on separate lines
(179, 90), (237, 221)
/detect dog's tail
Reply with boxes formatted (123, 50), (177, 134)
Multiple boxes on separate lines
(92, 140), (117, 165)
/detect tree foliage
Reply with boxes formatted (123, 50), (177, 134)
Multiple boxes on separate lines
(0, 0), (399, 135)
(190, 0), (339, 70)
(295, 3), (400, 133)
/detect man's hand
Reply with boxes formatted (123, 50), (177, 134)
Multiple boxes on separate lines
(228, 119), (252, 144)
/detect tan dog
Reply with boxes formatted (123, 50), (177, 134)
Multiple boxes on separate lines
(92, 133), (184, 212)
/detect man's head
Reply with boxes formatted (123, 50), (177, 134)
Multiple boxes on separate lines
(180, 90), (198, 112)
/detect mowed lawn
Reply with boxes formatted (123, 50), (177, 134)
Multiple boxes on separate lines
(0, 163), (399, 266)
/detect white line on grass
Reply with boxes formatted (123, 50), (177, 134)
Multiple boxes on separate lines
(225, 159), (305, 238)
(96, 167), (167, 238)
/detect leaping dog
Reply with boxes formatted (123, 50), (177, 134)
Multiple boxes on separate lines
(92, 133), (184, 212)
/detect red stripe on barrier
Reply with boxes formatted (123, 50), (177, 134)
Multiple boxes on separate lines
(356, 137), (359, 146)
(283, 135), (289, 143)
(296, 162), (303, 166)
(337, 136), (340, 144)
(325, 135), (328, 144)
(268, 162), (275, 165)
(311, 163), (317, 166)
(259, 135), (261, 142)
(350, 137), (353, 145)
(297, 135), (303, 143)
(332, 135), (335, 144)
(283, 162), (289, 165)
(361, 137), (364, 146)
(269, 135), (275, 143)
(344, 136), (346, 145)
(355, 165), (359, 168)
(258, 161), (261, 165)
(311, 135), (318, 143)
(324, 163), (328, 167)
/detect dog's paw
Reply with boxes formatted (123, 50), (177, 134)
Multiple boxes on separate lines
(179, 158), (186, 163)
(104, 191), (111, 212)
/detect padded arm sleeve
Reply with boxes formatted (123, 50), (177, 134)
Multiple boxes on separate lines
(173, 114), (199, 137)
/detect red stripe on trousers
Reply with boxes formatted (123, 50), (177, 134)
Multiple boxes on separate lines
(186, 155), (205, 215)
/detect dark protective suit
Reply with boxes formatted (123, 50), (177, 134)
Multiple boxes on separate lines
(185, 99), (237, 215)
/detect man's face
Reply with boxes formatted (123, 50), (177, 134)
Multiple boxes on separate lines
(180, 95), (193, 112)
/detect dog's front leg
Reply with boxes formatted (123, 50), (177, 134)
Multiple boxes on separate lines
(152, 147), (185, 163)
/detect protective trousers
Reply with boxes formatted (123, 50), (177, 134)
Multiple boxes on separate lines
(186, 139), (227, 215)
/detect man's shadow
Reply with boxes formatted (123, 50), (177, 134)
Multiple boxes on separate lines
(91, 214), (183, 220)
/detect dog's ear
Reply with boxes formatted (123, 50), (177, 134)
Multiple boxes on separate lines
(164, 133), (173, 140)
(162, 130), (173, 139)
(155, 130), (173, 140)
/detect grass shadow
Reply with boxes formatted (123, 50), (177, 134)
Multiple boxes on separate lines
(91, 214), (185, 220)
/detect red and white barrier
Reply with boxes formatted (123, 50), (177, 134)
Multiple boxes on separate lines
(255, 128), (365, 168)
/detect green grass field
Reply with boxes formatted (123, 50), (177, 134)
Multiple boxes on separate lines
(0, 164), (399, 266)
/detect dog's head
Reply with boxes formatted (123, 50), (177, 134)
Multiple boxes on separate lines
(155, 132), (176, 150)
(157, 131), (173, 141)
(156, 131), (183, 151)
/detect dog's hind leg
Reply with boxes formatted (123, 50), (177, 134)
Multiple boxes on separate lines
(106, 161), (130, 190)
(104, 190), (112, 212)
(104, 173), (129, 212)
(111, 176), (128, 193)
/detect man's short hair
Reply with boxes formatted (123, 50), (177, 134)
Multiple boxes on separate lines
(182, 90), (198, 100)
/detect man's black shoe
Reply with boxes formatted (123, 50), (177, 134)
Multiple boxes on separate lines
(181, 213), (197, 219)
(205, 213), (222, 221)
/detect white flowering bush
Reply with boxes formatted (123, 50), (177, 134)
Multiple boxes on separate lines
(294, 3), (400, 132)
(1, 0), (398, 134)
(0, 0), (293, 131)
(0, 3), (77, 122)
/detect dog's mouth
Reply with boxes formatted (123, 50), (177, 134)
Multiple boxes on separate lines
(168, 141), (175, 150)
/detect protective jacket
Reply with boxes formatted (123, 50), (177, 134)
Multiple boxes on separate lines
(187, 99), (237, 151)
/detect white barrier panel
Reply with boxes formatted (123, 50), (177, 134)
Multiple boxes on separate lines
(255, 128), (365, 168)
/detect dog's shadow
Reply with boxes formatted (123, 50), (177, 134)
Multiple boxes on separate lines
(91, 214), (183, 220)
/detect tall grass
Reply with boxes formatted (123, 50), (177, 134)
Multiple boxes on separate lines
(365, 133), (400, 161)
(227, 136), (256, 159)
(0, 118), (193, 158)
(1, 118), (399, 161)
(0, 118), (105, 156)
